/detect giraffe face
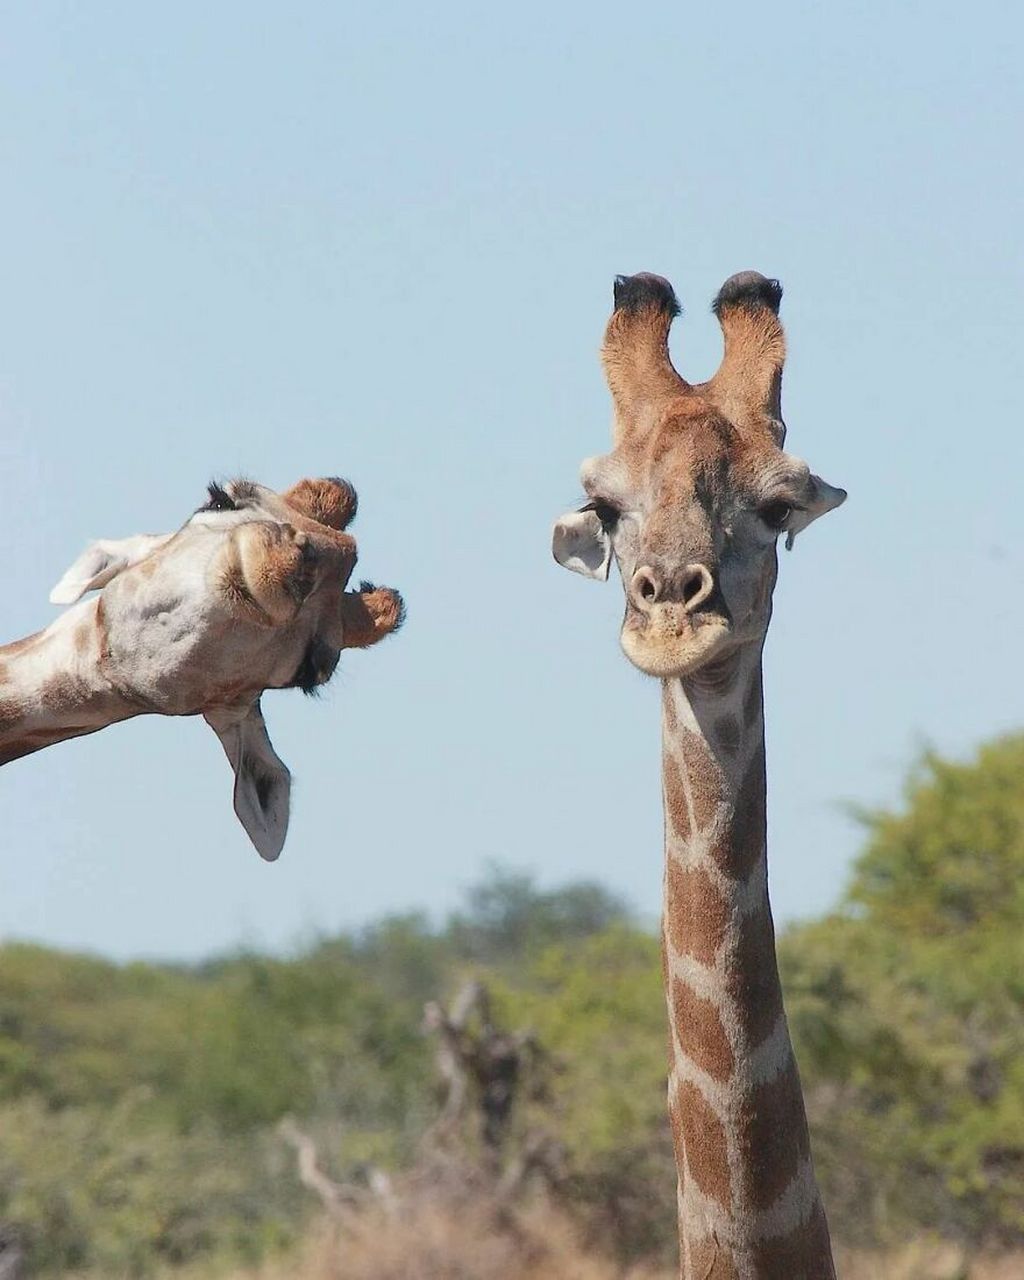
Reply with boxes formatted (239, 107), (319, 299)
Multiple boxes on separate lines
(45, 475), (403, 859)
(553, 272), (845, 679)
(52, 476), (402, 712)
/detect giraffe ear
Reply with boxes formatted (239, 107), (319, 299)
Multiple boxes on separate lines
(552, 510), (612, 581)
(204, 702), (291, 862)
(49, 533), (173, 604)
(785, 474), (847, 550)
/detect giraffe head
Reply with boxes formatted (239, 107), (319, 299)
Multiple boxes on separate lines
(51, 474), (403, 693)
(18, 475), (404, 859)
(553, 272), (846, 678)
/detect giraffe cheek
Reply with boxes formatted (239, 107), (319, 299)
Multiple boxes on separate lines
(229, 524), (316, 625)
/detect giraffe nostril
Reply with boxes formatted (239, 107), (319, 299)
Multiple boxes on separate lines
(631, 567), (662, 609)
(680, 564), (714, 613)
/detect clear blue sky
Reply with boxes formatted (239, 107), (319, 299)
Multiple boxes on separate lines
(1, 2), (1021, 960)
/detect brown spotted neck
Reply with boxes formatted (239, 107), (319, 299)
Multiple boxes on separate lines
(0, 606), (138, 767)
(661, 655), (835, 1278)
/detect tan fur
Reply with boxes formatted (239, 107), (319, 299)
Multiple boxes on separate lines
(706, 743), (766, 881)
(748, 1204), (832, 1277)
(556, 273), (843, 1277)
(261, 486), (360, 555)
(0, 476), (403, 849)
(337, 586), (405, 649)
(93, 597), (112, 671)
(703, 305), (786, 433)
(233, 522), (318, 624)
(0, 632), (43, 657)
(670, 732), (724, 833)
(669, 1085), (688, 1170)
(672, 979), (735, 1084)
(689, 1235), (741, 1279)
(727, 907), (784, 1051)
(677, 1079), (732, 1208)
(665, 864), (728, 966)
(282, 477), (358, 531)
(662, 750), (692, 840)
(736, 1062), (812, 1211)
(601, 301), (689, 440)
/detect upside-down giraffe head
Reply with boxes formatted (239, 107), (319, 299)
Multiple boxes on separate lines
(1, 475), (404, 860)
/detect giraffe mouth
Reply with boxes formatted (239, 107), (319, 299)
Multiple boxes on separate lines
(620, 610), (732, 678)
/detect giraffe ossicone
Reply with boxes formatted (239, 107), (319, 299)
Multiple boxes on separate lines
(0, 475), (403, 862)
(552, 271), (845, 1278)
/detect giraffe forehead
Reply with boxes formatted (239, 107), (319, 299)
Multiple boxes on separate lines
(588, 412), (785, 508)
(224, 479), (357, 551)
(646, 423), (785, 497)
(642, 458), (752, 531)
(224, 480), (296, 521)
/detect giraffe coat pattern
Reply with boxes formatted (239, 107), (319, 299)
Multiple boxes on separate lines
(552, 271), (846, 1277)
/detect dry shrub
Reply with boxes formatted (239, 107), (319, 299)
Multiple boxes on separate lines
(194, 1219), (1024, 1280)
(227, 1201), (665, 1280)
(836, 1241), (1024, 1280)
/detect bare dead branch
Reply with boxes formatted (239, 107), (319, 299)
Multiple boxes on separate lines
(278, 1117), (391, 1222)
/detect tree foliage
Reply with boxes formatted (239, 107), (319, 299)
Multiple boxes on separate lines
(782, 733), (1024, 1246)
(2, 739), (1024, 1274)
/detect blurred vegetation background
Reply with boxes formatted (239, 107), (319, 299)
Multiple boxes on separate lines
(2, 733), (1023, 1277)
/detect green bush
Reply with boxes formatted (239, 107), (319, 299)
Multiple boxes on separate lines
(0, 1095), (298, 1274)
(3, 744), (1024, 1278)
(782, 733), (1024, 1246)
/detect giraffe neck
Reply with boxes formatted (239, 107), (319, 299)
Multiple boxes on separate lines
(0, 602), (137, 766)
(660, 650), (835, 1279)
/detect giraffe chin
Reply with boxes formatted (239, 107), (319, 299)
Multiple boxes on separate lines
(620, 618), (732, 679)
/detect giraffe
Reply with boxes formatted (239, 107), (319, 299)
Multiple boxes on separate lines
(552, 272), (846, 1277)
(0, 475), (403, 860)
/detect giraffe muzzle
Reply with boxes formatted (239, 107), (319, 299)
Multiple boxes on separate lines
(620, 602), (732, 679)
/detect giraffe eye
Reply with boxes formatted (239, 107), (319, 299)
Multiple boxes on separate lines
(582, 500), (620, 531)
(758, 500), (792, 532)
(203, 482), (237, 512)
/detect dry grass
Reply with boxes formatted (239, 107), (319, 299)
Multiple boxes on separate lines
(202, 1202), (662, 1280)
(162, 1209), (1024, 1280)
(836, 1241), (1024, 1280)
